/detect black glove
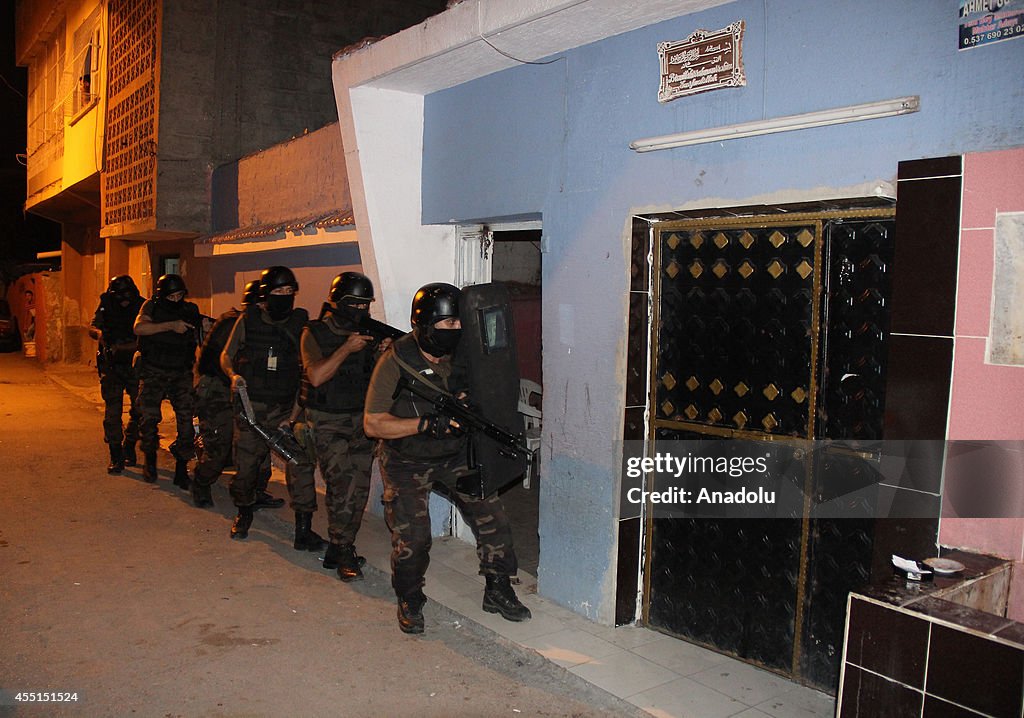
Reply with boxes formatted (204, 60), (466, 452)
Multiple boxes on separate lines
(418, 413), (455, 439)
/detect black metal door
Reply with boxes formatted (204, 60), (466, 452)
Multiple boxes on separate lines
(645, 212), (895, 689)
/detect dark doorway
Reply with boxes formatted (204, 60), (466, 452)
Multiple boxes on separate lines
(490, 229), (542, 578)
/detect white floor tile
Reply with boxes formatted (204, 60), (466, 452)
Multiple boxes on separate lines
(689, 661), (795, 707)
(631, 636), (734, 676)
(432, 536), (482, 577)
(626, 676), (749, 718)
(569, 648), (680, 699)
(582, 623), (677, 650)
(424, 563), (487, 599)
(752, 686), (835, 718)
(521, 628), (622, 668)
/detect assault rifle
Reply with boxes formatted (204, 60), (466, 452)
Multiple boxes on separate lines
(235, 385), (303, 465)
(392, 376), (534, 459)
(317, 302), (406, 342)
(356, 314), (406, 341)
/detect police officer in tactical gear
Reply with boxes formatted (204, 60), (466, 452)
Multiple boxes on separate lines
(133, 274), (201, 486)
(89, 275), (145, 474)
(191, 281), (282, 509)
(364, 282), (530, 634)
(221, 266), (322, 547)
(299, 272), (387, 581)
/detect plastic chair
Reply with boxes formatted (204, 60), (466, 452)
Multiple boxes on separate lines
(518, 379), (542, 488)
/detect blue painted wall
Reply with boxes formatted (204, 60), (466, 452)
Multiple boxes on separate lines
(422, 0), (1024, 620)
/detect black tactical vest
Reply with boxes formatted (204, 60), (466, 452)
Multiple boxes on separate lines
(235, 305), (306, 405)
(138, 298), (200, 371)
(385, 334), (466, 461)
(300, 319), (375, 413)
(197, 308), (240, 382)
(96, 293), (143, 362)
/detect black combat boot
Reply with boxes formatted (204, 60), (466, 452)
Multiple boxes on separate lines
(173, 458), (191, 490)
(397, 590), (426, 634)
(482, 575), (532, 622)
(253, 490), (285, 509)
(293, 512), (327, 552)
(107, 443), (125, 475)
(230, 506), (254, 540)
(122, 439), (137, 467)
(323, 543), (367, 570)
(335, 545), (365, 583)
(191, 477), (213, 508)
(142, 451), (158, 483)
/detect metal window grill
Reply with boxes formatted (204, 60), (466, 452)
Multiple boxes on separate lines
(102, 0), (159, 228)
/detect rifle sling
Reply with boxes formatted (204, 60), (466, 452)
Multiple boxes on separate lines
(392, 352), (453, 400)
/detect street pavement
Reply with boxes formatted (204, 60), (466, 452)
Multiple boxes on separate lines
(0, 352), (645, 717)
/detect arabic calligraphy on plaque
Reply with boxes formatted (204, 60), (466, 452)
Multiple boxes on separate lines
(657, 21), (746, 103)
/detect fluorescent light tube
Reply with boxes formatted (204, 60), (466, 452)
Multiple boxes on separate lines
(629, 96), (920, 152)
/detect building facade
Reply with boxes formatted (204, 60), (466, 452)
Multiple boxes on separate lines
(332, 0), (1024, 691)
(16, 0), (448, 360)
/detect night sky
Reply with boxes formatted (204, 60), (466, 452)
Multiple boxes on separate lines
(1, 3), (62, 279)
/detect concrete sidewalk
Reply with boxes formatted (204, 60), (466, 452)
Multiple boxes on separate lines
(43, 360), (836, 718)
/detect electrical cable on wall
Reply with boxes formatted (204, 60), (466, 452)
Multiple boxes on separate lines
(477, 34), (563, 66)
(475, 0), (564, 66)
(0, 72), (26, 99)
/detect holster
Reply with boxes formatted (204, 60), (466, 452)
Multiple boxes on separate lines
(292, 421), (318, 464)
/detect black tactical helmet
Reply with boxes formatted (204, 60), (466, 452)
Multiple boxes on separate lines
(328, 272), (374, 305)
(241, 280), (260, 307)
(107, 274), (139, 297)
(410, 283), (461, 328)
(154, 274), (187, 299)
(258, 266), (298, 299)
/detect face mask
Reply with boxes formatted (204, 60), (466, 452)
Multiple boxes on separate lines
(341, 304), (370, 324)
(157, 297), (183, 314)
(325, 302), (368, 326)
(418, 327), (462, 358)
(266, 294), (295, 320)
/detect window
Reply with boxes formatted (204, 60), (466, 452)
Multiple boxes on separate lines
(25, 21), (66, 176)
(479, 306), (509, 353)
(71, 8), (102, 117)
(160, 256), (180, 277)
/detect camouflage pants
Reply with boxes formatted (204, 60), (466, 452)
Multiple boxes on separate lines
(380, 450), (518, 599)
(137, 362), (196, 460)
(231, 400), (315, 510)
(100, 362), (141, 445)
(307, 410), (373, 546)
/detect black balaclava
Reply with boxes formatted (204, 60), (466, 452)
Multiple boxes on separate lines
(265, 294), (295, 321)
(326, 300), (369, 327)
(417, 325), (461, 358)
(157, 294), (184, 315)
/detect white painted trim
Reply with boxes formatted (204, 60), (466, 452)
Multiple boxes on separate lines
(333, 0), (732, 95)
(339, 86), (455, 330)
(194, 228), (358, 257)
(489, 220), (543, 232)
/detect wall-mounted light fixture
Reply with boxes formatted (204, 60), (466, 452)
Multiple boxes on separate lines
(629, 96), (920, 153)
